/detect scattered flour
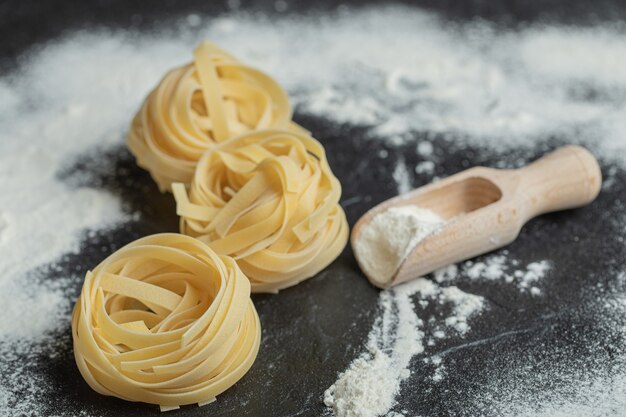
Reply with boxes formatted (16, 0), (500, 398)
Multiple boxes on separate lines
(392, 158), (413, 195)
(417, 141), (435, 157)
(324, 278), (485, 417)
(431, 364), (446, 383)
(465, 255), (508, 281)
(519, 261), (552, 290)
(0, 32), (141, 417)
(324, 350), (396, 417)
(440, 286), (485, 335)
(469, 288), (626, 417)
(287, 11), (626, 160)
(415, 160), (436, 175)
(0, 34), (185, 343)
(0, 8), (625, 162)
(0, 26), (179, 417)
(324, 278), (432, 417)
(433, 264), (459, 283)
(353, 206), (445, 284)
(463, 256), (551, 294)
(414, 141), (438, 176)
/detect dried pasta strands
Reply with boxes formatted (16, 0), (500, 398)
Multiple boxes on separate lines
(173, 129), (349, 293)
(127, 41), (304, 192)
(71, 233), (261, 410)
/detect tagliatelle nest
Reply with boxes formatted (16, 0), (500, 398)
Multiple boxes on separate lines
(173, 129), (349, 293)
(127, 41), (300, 192)
(71, 233), (261, 411)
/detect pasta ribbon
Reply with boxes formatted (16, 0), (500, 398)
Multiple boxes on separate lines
(71, 233), (261, 410)
(127, 41), (301, 192)
(173, 129), (349, 293)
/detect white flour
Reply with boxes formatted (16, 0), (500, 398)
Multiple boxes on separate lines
(0, 35), (182, 343)
(465, 255), (508, 281)
(324, 350), (397, 417)
(323, 279), (425, 417)
(392, 159), (413, 195)
(353, 206), (445, 284)
(441, 286), (485, 335)
(463, 255), (552, 294)
(324, 278), (484, 417)
(0, 4), (625, 417)
(415, 160), (436, 176)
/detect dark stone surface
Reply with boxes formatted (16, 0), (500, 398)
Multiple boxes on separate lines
(4, 2), (626, 417)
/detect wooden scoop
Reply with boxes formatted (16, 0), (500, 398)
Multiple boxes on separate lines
(352, 145), (602, 288)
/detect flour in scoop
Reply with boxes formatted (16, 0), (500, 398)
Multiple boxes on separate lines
(354, 206), (445, 284)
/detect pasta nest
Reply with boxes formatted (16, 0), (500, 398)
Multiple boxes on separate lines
(127, 41), (298, 192)
(71, 234), (260, 410)
(173, 129), (349, 293)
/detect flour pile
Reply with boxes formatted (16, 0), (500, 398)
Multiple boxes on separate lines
(323, 278), (484, 417)
(354, 206), (444, 285)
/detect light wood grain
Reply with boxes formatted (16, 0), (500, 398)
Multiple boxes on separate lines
(351, 145), (602, 288)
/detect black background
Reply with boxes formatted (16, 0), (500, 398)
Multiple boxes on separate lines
(3, 1), (626, 416)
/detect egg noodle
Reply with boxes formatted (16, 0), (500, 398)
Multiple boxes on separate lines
(71, 234), (261, 411)
(75, 42), (349, 411)
(173, 129), (349, 293)
(127, 41), (300, 192)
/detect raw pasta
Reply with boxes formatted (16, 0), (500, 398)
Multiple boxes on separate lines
(127, 41), (300, 192)
(173, 129), (349, 293)
(71, 233), (261, 410)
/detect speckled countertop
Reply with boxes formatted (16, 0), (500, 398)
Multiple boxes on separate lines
(2, 1), (626, 416)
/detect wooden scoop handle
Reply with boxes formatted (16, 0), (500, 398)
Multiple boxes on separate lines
(516, 145), (602, 220)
